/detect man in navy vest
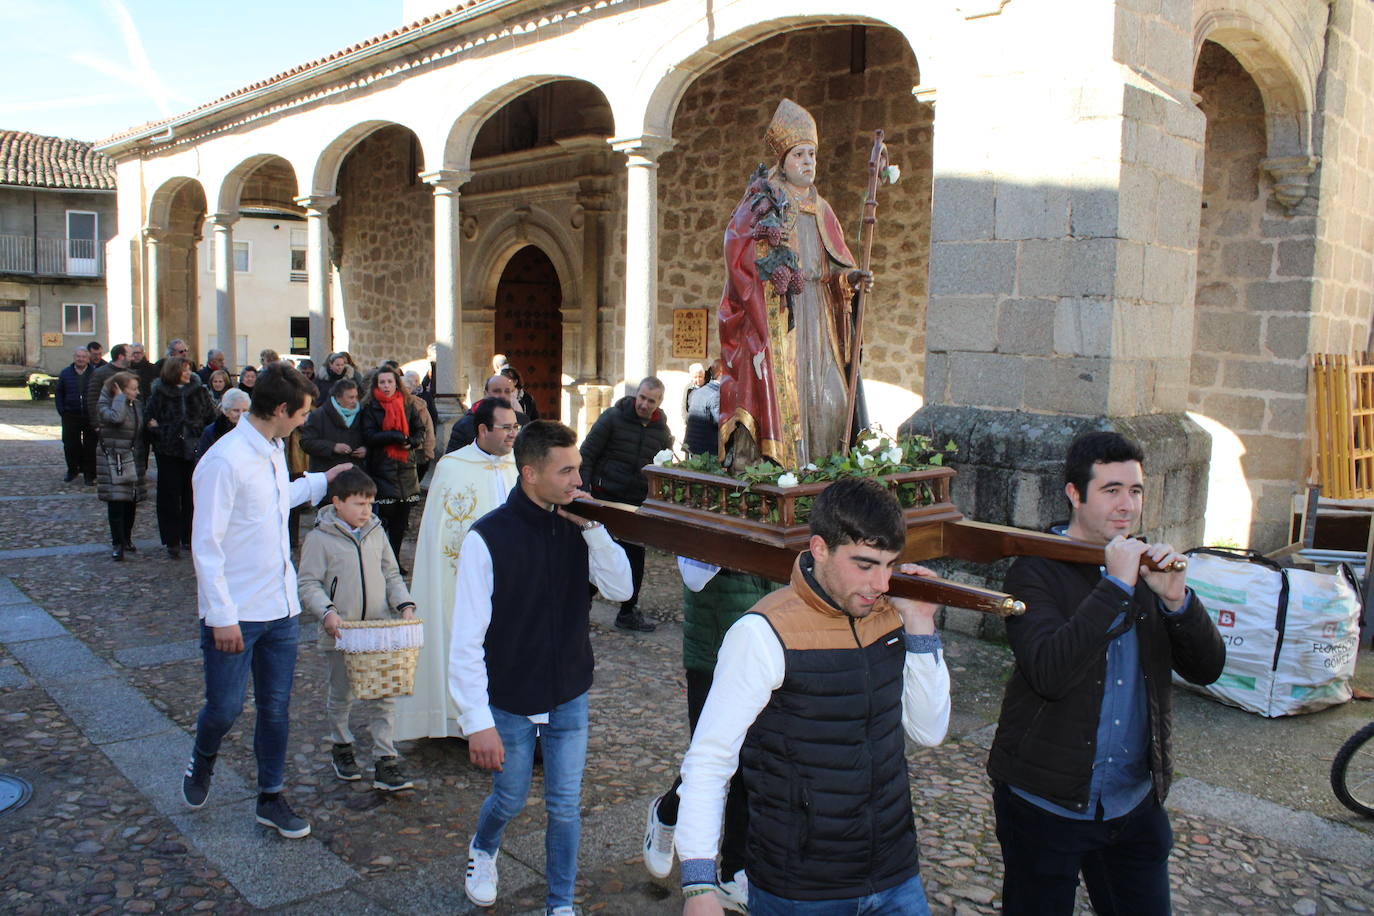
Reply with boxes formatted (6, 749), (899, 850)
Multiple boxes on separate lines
(448, 419), (632, 916)
(676, 478), (951, 915)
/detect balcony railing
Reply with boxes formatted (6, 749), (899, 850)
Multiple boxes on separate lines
(0, 234), (104, 278)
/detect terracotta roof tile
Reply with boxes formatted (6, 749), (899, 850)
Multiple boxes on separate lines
(100, 2), (484, 146)
(0, 131), (116, 190)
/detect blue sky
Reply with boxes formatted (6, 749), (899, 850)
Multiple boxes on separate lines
(1, 0), (403, 142)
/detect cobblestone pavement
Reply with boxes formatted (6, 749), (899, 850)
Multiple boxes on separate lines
(1, 395), (1372, 914)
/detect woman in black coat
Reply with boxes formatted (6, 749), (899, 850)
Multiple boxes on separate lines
(145, 357), (216, 559)
(361, 367), (425, 567)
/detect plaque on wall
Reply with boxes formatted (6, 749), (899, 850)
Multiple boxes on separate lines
(42, 333), (62, 347)
(671, 309), (708, 360)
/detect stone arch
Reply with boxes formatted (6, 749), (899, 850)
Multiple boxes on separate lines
(637, 12), (922, 142)
(310, 120), (427, 196)
(441, 75), (616, 171)
(469, 206), (581, 315)
(1194, 5), (1324, 206)
(144, 176), (207, 357)
(215, 154), (301, 215)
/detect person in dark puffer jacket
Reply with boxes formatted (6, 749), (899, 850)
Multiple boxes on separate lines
(96, 371), (148, 560)
(145, 357), (216, 558)
(299, 378), (366, 474)
(578, 377), (673, 632)
(674, 478), (950, 913)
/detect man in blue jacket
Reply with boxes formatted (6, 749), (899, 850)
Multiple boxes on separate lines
(55, 346), (96, 484)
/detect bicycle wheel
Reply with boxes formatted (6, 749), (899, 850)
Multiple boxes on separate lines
(1331, 721), (1374, 817)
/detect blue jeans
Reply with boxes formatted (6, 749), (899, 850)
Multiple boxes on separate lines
(471, 692), (589, 910)
(193, 615), (299, 793)
(748, 873), (931, 915)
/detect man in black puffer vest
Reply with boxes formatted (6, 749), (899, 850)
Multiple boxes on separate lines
(448, 420), (632, 913)
(579, 376), (673, 633)
(988, 431), (1224, 916)
(676, 478), (950, 914)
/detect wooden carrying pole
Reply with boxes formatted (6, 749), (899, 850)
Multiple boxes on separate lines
(841, 129), (888, 456)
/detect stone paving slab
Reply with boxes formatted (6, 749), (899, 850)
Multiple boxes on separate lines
(6, 633), (111, 683)
(351, 856), (545, 915)
(170, 799), (359, 909)
(113, 638), (201, 668)
(0, 536), (162, 561)
(0, 664), (31, 689)
(273, 887), (402, 915)
(101, 727), (257, 815)
(1169, 777), (1374, 869)
(0, 576), (29, 605)
(0, 601), (67, 641)
(44, 675), (185, 745)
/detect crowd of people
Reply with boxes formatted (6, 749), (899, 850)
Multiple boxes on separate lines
(50, 337), (1226, 916)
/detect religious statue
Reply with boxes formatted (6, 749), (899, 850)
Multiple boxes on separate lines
(718, 98), (872, 470)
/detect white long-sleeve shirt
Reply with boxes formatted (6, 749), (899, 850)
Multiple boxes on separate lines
(675, 613), (951, 869)
(447, 523), (632, 735)
(192, 419), (327, 627)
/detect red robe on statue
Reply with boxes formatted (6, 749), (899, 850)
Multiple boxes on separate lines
(717, 176), (857, 467)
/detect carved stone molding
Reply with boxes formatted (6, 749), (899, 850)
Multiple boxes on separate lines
(1261, 155), (1319, 210)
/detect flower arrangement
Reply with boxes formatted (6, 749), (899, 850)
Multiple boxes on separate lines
(650, 429), (957, 525)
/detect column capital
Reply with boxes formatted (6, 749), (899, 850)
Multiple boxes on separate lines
(420, 169), (474, 192)
(295, 194), (340, 214)
(1261, 155), (1320, 210)
(141, 226), (164, 243)
(610, 134), (675, 165)
(206, 212), (237, 229)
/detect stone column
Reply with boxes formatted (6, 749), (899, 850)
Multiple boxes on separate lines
(207, 213), (237, 365)
(907, 7), (1211, 572)
(142, 227), (163, 355)
(295, 195), (339, 367)
(420, 169), (472, 426)
(611, 135), (673, 389)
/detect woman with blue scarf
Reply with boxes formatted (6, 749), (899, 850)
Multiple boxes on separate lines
(299, 377), (367, 474)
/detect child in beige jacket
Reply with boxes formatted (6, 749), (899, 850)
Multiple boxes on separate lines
(298, 467), (417, 790)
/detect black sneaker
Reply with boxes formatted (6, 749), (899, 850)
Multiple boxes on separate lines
(182, 750), (216, 809)
(615, 611), (657, 633)
(123, 541), (138, 553)
(63, 472), (78, 483)
(255, 793), (311, 838)
(373, 756), (414, 792)
(331, 743), (361, 781)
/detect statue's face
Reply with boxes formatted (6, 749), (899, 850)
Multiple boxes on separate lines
(782, 144), (816, 187)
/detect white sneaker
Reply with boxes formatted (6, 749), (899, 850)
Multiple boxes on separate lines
(464, 842), (499, 906)
(642, 796), (676, 878)
(718, 869), (748, 914)
(547, 907), (577, 916)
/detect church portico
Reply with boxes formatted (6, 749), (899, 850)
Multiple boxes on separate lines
(96, 0), (1374, 556)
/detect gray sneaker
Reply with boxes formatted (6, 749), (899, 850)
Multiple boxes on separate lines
(373, 756), (414, 792)
(255, 793), (311, 839)
(181, 750), (215, 809)
(331, 743), (361, 781)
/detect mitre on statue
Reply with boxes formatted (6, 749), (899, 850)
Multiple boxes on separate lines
(765, 98), (819, 161)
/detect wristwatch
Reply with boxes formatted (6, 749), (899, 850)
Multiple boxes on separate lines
(581, 520), (602, 532)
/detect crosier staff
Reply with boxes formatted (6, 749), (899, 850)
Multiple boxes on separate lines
(842, 129), (893, 456)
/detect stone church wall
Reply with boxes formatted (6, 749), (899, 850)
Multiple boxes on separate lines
(331, 126), (435, 368)
(1190, 41), (1314, 550)
(648, 25), (932, 402)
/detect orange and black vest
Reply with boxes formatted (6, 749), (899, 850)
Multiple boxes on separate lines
(740, 556), (920, 900)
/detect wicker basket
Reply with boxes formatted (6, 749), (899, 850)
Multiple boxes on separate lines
(335, 618), (424, 700)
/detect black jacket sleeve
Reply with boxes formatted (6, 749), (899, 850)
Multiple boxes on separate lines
(1161, 593), (1226, 686)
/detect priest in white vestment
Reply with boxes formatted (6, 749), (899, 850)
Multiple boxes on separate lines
(394, 399), (520, 740)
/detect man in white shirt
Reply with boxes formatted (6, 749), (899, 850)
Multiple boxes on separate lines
(181, 362), (348, 839)
(448, 420), (632, 916)
(676, 477), (951, 915)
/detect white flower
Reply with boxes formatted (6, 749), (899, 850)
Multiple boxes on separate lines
(777, 472), (799, 487)
(882, 446), (904, 465)
(862, 437), (883, 453)
(884, 164), (901, 185)
(856, 453), (875, 468)
(652, 449), (675, 466)
(805, 462), (818, 471)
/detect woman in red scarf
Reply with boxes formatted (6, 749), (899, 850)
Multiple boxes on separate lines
(361, 366), (425, 571)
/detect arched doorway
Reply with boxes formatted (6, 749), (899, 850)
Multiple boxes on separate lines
(494, 246), (562, 418)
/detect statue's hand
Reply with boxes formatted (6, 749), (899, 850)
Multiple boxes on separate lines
(848, 270), (874, 293)
(752, 351), (767, 380)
